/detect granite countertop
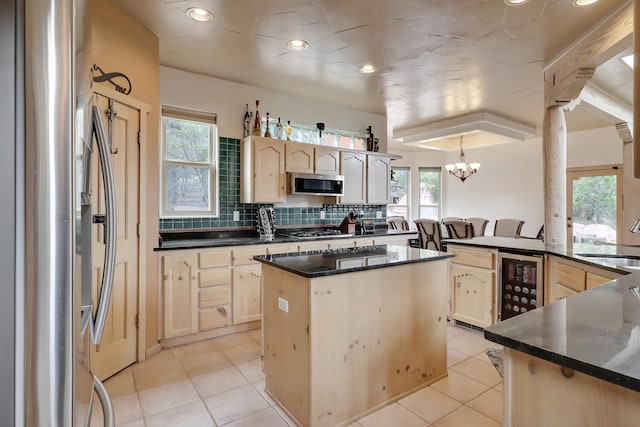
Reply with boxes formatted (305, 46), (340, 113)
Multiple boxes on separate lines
(155, 228), (417, 251)
(253, 244), (453, 278)
(447, 236), (640, 392)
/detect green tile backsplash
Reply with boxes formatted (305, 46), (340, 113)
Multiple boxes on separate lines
(159, 137), (387, 231)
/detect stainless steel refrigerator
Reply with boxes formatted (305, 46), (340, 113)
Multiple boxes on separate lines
(3, 0), (116, 425)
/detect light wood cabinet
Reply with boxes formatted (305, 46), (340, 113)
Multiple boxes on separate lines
(241, 136), (286, 203)
(285, 142), (314, 173)
(447, 244), (497, 328)
(162, 254), (198, 339)
(314, 147), (340, 175)
(367, 154), (392, 204)
(373, 234), (416, 246)
(546, 255), (624, 303)
(339, 151), (367, 204)
(233, 264), (262, 324)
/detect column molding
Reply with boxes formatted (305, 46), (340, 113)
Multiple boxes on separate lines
(543, 107), (567, 246)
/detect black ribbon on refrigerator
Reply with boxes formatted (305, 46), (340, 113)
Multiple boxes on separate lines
(92, 64), (132, 95)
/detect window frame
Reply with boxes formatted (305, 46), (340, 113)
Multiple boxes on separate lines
(160, 105), (219, 218)
(387, 167), (410, 220)
(418, 167), (442, 220)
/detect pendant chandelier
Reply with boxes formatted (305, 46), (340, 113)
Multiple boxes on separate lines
(444, 135), (480, 182)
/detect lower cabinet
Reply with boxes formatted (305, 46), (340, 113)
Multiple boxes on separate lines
(162, 253), (198, 339)
(232, 264), (262, 324)
(450, 264), (495, 328)
(447, 244), (497, 329)
(546, 255), (624, 304)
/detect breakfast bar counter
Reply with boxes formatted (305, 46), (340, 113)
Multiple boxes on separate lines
(254, 245), (453, 427)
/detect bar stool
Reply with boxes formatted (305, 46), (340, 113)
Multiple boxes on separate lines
(493, 218), (525, 237)
(444, 220), (474, 239)
(467, 217), (489, 236)
(387, 216), (410, 231)
(414, 219), (443, 251)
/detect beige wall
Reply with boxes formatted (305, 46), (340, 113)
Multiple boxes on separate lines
(86, 0), (160, 353)
(390, 125), (624, 238)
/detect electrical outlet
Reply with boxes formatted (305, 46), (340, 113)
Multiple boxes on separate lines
(233, 211), (240, 221)
(376, 211), (382, 219)
(278, 297), (289, 313)
(320, 210), (326, 219)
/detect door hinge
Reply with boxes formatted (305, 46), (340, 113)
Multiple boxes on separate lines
(137, 223), (141, 237)
(138, 130), (141, 146)
(135, 313), (139, 329)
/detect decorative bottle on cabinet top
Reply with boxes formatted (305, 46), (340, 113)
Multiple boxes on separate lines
(243, 104), (251, 137)
(274, 117), (283, 139)
(285, 120), (293, 141)
(264, 112), (272, 137)
(252, 100), (261, 136)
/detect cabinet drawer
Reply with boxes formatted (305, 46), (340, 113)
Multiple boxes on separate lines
(553, 283), (579, 301)
(232, 248), (266, 265)
(554, 262), (586, 292)
(199, 305), (231, 330)
(586, 271), (616, 290)
(199, 251), (231, 269)
(449, 248), (495, 269)
(267, 243), (300, 255)
(299, 241), (329, 252)
(199, 268), (231, 288)
(199, 286), (231, 308)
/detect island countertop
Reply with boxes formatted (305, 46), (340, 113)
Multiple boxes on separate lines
(445, 236), (640, 393)
(254, 244), (453, 278)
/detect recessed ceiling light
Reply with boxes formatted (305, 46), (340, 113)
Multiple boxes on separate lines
(504, 0), (531, 5)
(287, 39), (309, 51)
(186, 7), (213, 22)
(573, 0), (599, 5)
(360, 64), (376, 74)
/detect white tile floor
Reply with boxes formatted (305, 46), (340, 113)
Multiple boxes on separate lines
(92, 325), (504, 426)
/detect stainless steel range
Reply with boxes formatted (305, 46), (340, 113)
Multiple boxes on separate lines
(282, 229), (353, 239)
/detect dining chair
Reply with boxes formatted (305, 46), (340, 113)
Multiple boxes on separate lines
(493, 218), (525, 237)
(414, 219), (443, 251)
(440, 217), (463, 239)
(387, 216), (410, 231)
(444, 220), (475, 239)
(467, 217), (489, 236)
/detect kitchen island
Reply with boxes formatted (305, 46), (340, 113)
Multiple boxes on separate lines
(254, 245), (453, 427)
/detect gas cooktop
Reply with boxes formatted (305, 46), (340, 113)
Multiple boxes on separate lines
(281, 229), (353, 239)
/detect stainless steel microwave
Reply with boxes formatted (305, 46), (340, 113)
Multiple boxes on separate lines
(289, 172), (345, 196)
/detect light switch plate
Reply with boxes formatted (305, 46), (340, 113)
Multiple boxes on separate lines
(376, 211), (382, 219)
(278, 297), (289, 313)
(233, 211), (240, 221)
(320, 210), (326, 219)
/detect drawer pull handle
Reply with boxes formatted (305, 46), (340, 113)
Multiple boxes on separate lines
(217, 306), (227, 314)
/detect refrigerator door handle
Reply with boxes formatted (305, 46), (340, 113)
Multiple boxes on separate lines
(90, 105), (117, 345)
(93, 375), (115, 427)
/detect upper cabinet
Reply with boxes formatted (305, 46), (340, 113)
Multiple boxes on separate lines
(242, 136), (390, 204)
(314, 147), (341, 175)
(339, 151), (367, 204)
(285, 142), (314, 173)
(367, 154), (391, 204)
(241, 136), (286, 203)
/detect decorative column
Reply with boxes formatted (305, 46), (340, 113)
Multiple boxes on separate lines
(542, 106), (567, 246)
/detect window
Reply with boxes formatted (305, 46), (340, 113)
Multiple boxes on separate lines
(387, 167), (409, 219)
(268, 120), (366, 150)
(419, 167), (441, 220)
(161, 106), (218, 217)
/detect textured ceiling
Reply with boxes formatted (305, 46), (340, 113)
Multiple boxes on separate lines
(110, 0), (632, 150)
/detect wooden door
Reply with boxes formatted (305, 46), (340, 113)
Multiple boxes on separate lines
(91, 95), (140, 380)
(339, 152), (366, 204)
(232, 264), (262, 324)
(162, 254), (198, 338)
(315, 147), (340, 174)
(285, 142), (314, 173)
(367, 154), (391, 203)
(254, 138), (286, 202)
(450, 264), (495, 328)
